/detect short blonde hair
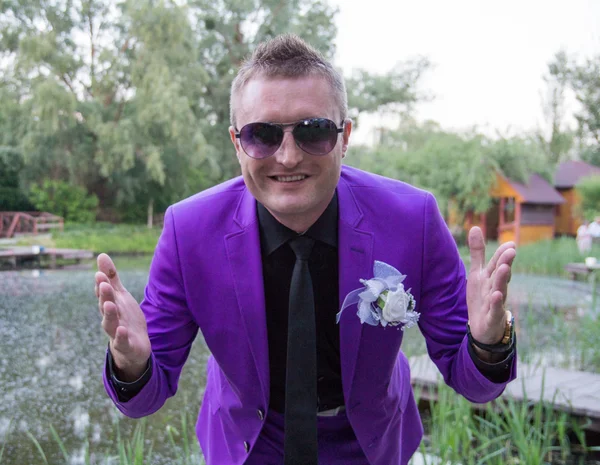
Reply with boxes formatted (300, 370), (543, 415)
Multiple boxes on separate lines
(230, 34), (347, 128)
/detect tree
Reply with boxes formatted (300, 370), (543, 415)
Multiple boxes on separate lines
(1, 0), (212, 226)
(485, 135), (552, 184)
(1, 0), (431, 224)
(548, 51), (600, 166)
(348, 121), (496, 220)
(348, 122), (552, 223)
(345, 57), (431, 127)
(575, 175), (600, 220)
(537, 51), (574, 166)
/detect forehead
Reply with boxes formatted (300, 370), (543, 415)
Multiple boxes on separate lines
(235, 75), (338, 126)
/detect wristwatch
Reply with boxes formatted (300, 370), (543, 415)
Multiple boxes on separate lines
(467, 310), (515, 354)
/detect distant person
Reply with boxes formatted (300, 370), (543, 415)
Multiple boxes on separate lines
(576, 221), (593, 254)
(588, 216), (600, 239)
(95, 35), (517, 465)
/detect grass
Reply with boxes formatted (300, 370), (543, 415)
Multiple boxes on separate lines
(459, 237), (600, 277)
(2, 387), (598, 465)
(0, 413), (204, 465)
(417, 381), (600, 465)
(516, 300), (600, 372)
(15, 222), (161, 255)
(12, 225), (598, 275)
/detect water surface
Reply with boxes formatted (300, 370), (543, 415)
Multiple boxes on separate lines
(0, 262), (597, 463)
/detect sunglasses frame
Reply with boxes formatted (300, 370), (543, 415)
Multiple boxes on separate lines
(234, 118), (345, 159)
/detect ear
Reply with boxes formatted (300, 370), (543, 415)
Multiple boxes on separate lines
(229, 126), (242, 164)
(341, 119), (353, 158)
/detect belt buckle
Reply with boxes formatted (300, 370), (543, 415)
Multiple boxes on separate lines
(316, 405), (345, 417)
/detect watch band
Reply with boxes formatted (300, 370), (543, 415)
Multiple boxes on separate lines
(467, 310), (515, 354)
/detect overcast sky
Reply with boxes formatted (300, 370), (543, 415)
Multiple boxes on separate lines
(329, 0), (600, 143)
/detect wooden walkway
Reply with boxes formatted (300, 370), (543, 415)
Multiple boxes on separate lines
(0, 246), (93, 269)
(409, 354), (600, 431)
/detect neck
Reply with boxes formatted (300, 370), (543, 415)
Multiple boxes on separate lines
(267, 193), (334, 234)
(267, 209), (322, 234)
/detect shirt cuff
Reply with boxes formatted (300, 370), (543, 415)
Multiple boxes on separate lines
(107, 347), (152, 403)
(467, 335), (516, 384)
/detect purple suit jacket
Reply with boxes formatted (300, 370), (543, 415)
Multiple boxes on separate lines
(104, 165), (516, 465)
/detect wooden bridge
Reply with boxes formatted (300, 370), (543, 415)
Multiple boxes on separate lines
(0, 211), (64, 238)
(409, 354), (600, 432)
(0, 246), (93, 269)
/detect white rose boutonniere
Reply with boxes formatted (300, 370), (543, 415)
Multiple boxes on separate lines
(336, 261), (419, 330)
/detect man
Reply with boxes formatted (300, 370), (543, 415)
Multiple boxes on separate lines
(96, 35), (517, 465)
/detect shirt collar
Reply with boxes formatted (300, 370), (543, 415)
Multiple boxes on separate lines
(257, 191), (338, 256)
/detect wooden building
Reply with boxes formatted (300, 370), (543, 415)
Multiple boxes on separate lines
(554, 160), (600, 236)
(460, 172), (565, 246)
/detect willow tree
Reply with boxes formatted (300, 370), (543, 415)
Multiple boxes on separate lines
(2, 0), (431, 225)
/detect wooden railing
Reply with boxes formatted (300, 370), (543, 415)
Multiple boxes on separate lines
(0, 212), (64, 238)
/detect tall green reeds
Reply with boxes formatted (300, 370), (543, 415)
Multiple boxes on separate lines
(417, 380), (598, 465)
(4, 413), (204, 465)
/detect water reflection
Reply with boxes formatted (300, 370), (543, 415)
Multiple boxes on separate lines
(0, 263), (596, 463)
(0, 264), (208, 464)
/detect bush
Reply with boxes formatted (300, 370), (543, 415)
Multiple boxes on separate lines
(28, 180), (99, 223)
(575, 175), (600, 220)
(0, 187), (35, 211)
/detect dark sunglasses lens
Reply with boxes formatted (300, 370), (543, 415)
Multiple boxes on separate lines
(294, 118), (339, 155)
(240, 123), (283, 159)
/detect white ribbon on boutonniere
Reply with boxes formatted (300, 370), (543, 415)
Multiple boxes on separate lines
(336, 261), (420, 329)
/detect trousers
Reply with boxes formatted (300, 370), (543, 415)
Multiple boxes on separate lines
(245, 408), (369, 465)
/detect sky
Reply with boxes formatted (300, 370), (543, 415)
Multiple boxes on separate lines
(329, 0), (600, 144)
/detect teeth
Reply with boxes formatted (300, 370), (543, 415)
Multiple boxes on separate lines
(274, 175), (306, 182)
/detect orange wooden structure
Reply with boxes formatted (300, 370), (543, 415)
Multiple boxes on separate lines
(554, 160), (600, 236)
(458, 172), (565, 246)
(0, 212), (64, 238)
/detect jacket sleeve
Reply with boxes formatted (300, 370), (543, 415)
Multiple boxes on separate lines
(103, 206), (199, 417)
(416, 193), (516, 403)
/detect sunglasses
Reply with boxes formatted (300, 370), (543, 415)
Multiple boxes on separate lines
(235, 118), (344, 159)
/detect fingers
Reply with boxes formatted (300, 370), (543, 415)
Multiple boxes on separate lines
(95, 272), (110, 299)
(113, 326), (132, 353)
(102, 300), (119, 339)
(98, 281), (115, 316)
(468, 227), (486, 274)
(488, 290), (507, 327)
(97, 253), (125, 292)
(491, 262), (511, 310)
(486, 241), (516, 277)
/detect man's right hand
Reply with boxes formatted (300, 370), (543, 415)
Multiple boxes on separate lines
(96, 253), (152, 382)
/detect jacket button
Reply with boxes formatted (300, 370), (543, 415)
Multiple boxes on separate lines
(244, 441), (250, 453)
(257, 409), (264, 420)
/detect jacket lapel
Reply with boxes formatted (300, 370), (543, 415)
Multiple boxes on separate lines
(224, 188), (269, 406)
(337, 176), (373, 405)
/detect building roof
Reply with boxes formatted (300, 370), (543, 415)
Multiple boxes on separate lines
(554, 160), (600, 188)
(506, 173), (565, 205)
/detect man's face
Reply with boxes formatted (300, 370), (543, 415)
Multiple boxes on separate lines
(229, 75), (351, 231)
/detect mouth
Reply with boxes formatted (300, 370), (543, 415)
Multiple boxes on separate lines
(269, 175), (309, 183)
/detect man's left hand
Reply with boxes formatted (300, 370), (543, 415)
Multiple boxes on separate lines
(466, 226), (516, 348)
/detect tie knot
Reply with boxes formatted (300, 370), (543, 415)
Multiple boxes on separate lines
(289, 236), (314, 261)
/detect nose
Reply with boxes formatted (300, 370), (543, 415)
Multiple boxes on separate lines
(273, 128), (304, 168)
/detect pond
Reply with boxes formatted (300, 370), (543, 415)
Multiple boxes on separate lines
(0, 259), (598, 464)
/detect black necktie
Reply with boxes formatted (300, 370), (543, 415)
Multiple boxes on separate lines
(284, 235), (318, 465)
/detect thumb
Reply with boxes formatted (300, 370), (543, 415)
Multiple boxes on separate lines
(468, 226), (485, 274)
(97, 253), (126, 292)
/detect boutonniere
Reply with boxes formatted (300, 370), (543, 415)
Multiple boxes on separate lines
(336, 261), (420, 330)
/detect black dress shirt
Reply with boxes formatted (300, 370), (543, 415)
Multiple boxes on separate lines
(258, 194), (343, 413)
(109, 193), (515, 402)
